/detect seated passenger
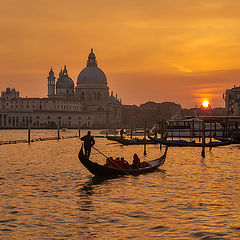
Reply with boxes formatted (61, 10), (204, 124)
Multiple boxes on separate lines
(105, 157), (113, 166)
(132, 153), (140, 169)
(121, 157), (130, 169)
(107, 157), (123, 169)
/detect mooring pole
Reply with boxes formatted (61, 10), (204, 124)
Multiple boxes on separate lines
(199, 120), (201, 142)
(201, 121), (206, 158)
(214, 122), (217, 137)
(78, 121), (81, 138)
(209, 121), (212, 151)
(28, 125), (31, 144)
(57, 122), (60, 139)
(192, 118), (195, 139)
(144, 122), (147, 155)
(159, 120), (162, 150)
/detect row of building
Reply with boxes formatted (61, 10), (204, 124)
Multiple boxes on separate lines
(0, 49), (239, 129)
(0, 49), (122, 129)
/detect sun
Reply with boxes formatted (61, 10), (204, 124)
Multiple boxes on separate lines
(202, 100), (210, 108)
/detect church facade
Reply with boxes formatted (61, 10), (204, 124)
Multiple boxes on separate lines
(0, 49), (122, 129)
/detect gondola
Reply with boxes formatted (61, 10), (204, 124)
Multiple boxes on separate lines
(106, 135), (122, 141)
(78, 146), (168, 176)
(114, 138), (158, 145)
(213, 136), (240, 144)
(148, 135), (231, 147)
(107, 134), (166, 145)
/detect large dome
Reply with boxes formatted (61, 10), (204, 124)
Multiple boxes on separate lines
(77, 49), (107, 87)
(77, 66), (107, 85)
(56, 66), (74, 89)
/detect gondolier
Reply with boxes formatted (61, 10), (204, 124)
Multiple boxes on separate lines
(81, 131), (95, 158)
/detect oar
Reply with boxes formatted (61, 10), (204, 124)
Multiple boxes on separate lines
(92, 146), (108, 158)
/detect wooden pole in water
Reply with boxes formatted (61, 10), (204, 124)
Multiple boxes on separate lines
(199, 120), (201, 142)
(144, 122), (147, 155)
(192, 118), (195, 139)
(160, 120), (162, 150)
(78, 121), (81, 138)
(28, 125), (31, 144)
(214, 122), (217, 137)
(209, 121), (212, 150)
(201, 121), (206, 158)
(57, 122), (60, 139)
(178, 121), (180, 139)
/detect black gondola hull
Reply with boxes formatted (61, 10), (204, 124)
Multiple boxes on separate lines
(78, 147), (167, 176)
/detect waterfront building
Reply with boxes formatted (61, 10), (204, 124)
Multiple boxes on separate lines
(0, 49), (122, 128)
(224, 85), (240, 115)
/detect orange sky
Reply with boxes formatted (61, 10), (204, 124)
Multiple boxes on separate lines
(1, 0), (240, 108)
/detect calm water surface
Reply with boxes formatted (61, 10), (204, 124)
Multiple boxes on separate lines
(0, 130), (240, 239)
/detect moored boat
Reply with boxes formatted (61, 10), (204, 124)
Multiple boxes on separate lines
(110, 137), (158, 145)
(148, 135), (231, 147)
(213, 136), (240, 144)
(78, 146), (168, 176)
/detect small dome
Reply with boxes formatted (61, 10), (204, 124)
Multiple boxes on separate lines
(56, 75), (74, 89)
(56, 66), (74, 89)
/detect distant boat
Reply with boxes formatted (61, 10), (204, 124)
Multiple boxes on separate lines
(78, 146), (168, 176)
(106, 135), (122, 141)
(125, 129), (155, 137)
(100, 129), (119, 135)
(148, 135), (231, 147)
(213, 136), (240, 144)
(112, 137), (158, 145)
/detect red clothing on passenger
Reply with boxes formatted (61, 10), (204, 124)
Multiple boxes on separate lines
(132, 156), (140, 168)
(108, 159), (124, 169)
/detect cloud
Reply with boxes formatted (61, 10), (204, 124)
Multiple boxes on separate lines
(173, 64), (192, 73)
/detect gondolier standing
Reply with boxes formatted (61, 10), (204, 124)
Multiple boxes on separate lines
(120, 128), (125, 139)
(81, 131), (95, 158)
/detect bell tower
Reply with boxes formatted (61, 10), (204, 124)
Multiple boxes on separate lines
(48, 67), (56, 97)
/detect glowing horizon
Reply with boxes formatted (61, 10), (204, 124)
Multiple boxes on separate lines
(1, 0), (240, 108)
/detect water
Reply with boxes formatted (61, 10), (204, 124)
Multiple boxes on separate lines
(0, 130), (240, 239)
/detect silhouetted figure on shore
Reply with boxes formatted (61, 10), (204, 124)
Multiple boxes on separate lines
(81, 131), (95, 158)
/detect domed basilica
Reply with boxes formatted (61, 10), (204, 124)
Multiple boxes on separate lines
(0, 49), (122, 129)
(47, 49), (122, 128)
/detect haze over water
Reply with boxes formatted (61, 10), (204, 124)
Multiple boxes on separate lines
(1, 129), (240, 239)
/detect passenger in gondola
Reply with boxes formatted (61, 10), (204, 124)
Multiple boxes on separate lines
(121, 157), (130, 169)
(81, 131), (95, 158)
(105, 157), (113, 166)
(132, 153), (140, 169)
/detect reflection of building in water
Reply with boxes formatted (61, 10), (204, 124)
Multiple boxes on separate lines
(225, 85), (240, 115)
(0, 49), (122, 128)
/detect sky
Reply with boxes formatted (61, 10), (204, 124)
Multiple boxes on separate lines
(1, 0), (240, 108)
